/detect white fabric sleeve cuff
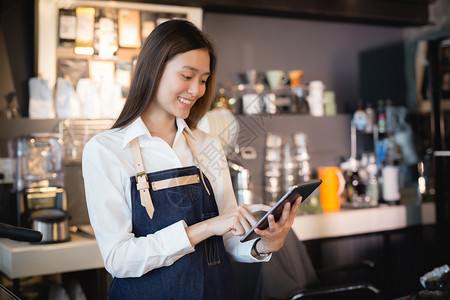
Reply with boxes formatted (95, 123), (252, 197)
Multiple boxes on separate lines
(153, 220), (195, 259)
(223, 233), (271, 263)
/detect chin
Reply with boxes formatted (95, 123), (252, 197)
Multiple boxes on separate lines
(177, 110), (191, 120)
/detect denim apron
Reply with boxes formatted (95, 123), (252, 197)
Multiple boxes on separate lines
(107, 131), (238, 300)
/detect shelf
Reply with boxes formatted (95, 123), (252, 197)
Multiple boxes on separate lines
(418, 99), (450, 113)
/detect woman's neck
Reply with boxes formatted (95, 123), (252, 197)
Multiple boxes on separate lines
(141, 108), (177, 147)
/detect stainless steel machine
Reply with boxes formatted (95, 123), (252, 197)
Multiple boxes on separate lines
(13, 133), (69, 243)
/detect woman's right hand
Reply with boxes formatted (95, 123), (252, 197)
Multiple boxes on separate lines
(207, 204), (271, 236)
(186, 204), (271, 246)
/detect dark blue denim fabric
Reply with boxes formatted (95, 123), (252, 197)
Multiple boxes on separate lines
(108, 166), (238, 300)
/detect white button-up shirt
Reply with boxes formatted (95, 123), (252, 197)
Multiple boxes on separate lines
(82, 117), (266, 278)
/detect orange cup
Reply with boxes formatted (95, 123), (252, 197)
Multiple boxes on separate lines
(288, 70), (304, 87)
(318, 166), (346, 212)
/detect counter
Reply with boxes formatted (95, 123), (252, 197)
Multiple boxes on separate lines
(0, 202), (436, 280)
(0, 233), (103, 279)
(292, 202), (435, 241)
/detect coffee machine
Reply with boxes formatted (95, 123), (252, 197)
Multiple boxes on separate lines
(13, 134), (69, 243)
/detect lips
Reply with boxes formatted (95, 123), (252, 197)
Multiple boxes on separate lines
(178, 96), (194, 105)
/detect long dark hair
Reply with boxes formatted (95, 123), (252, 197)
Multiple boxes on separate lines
(112, 19), (217, 129)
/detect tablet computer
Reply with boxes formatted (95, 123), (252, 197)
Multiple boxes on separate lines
(240, 179), (322, 243)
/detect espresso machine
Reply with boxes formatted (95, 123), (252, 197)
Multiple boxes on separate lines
(13, 133), (69, 243)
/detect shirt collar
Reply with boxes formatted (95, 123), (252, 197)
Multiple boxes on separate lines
(122, 117), (196, 149)
(175, 118), (196, 142)
(122, 117), (149, 149)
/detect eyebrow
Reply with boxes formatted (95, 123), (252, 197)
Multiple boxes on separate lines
(182, 65), (210, 76)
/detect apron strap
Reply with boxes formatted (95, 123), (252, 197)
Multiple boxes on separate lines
(130, 137), (155, 219)
(182, 130), (211, 196)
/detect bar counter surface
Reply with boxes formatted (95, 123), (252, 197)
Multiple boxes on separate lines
(0, 202), (435, 280)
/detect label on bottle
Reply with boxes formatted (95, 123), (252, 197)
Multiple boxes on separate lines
(353, 110), (367, 131)
(367, 179), (379, 204)
(365, 107), (374, 133)
(382, 166), (400, 202)
(378, 114), (386, 133)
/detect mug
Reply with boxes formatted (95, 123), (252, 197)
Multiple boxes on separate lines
(288, 70), (304, 87)
(318, 166), (345, 212)
(265, 70), (289, 90)
(306, 80), (325, 116)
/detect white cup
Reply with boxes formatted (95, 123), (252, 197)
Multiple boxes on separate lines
(307, 80), (325, 116)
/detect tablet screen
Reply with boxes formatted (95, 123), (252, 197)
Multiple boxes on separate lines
(240, 179), (322, 243)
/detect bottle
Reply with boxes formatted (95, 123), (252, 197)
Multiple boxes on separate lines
(380, 138), (400, 205)
(365, 102), (375, 134)
(353, 99), (367, 132)
(324, 91), (337, 116)
(385, 99), (394, 135)
(345, 158), (366, 206)
(365, 153), (379, 206)
(377, 99), (386, 135)
(382, 163), (400, 205)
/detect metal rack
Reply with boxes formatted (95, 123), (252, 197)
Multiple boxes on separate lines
(59, 119), (114, 163)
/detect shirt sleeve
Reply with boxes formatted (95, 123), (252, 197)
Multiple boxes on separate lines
(207, 138), (270, 263)
(82, 137), (195, 278)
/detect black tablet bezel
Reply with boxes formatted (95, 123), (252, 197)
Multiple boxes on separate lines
(239, 179), (322, 243)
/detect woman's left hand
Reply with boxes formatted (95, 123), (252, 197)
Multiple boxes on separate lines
(253, 196), (302, 254)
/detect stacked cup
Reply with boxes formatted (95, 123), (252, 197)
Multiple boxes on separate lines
(281, 143), (297, 194)
(264, 132), (282, 205)
(293, 132), (311, 183)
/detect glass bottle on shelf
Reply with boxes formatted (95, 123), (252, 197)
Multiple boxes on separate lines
(385, 99), (394, 135)
(365, 102), (375, 134)
(377, 99), (386, 135)
(365, 153), (379, 206)
(353, 99), (367, 132)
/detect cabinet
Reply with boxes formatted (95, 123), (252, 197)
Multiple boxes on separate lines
(36, 0), (203, 90)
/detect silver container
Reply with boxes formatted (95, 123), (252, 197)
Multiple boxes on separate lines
(30, 208), (70, 243)
(237, 189), (253, 205)
(264, 161), (282, 177)
(265, 148), (282, 161)
(266, 133), (282, 148)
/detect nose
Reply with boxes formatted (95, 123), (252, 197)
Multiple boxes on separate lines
(188, 81), (205, 98)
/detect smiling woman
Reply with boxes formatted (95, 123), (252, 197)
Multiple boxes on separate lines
(143, 49), (211, 130)
(82, 19), (303, 300)
(112, 20), (217, 130)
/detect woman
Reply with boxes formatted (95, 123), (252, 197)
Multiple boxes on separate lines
(82, 19), (302, 299)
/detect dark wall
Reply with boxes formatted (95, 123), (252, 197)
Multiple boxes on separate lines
(359, 42), (407, 107)
(202, 12), (404, 113)
(0, 0), (35, 117)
